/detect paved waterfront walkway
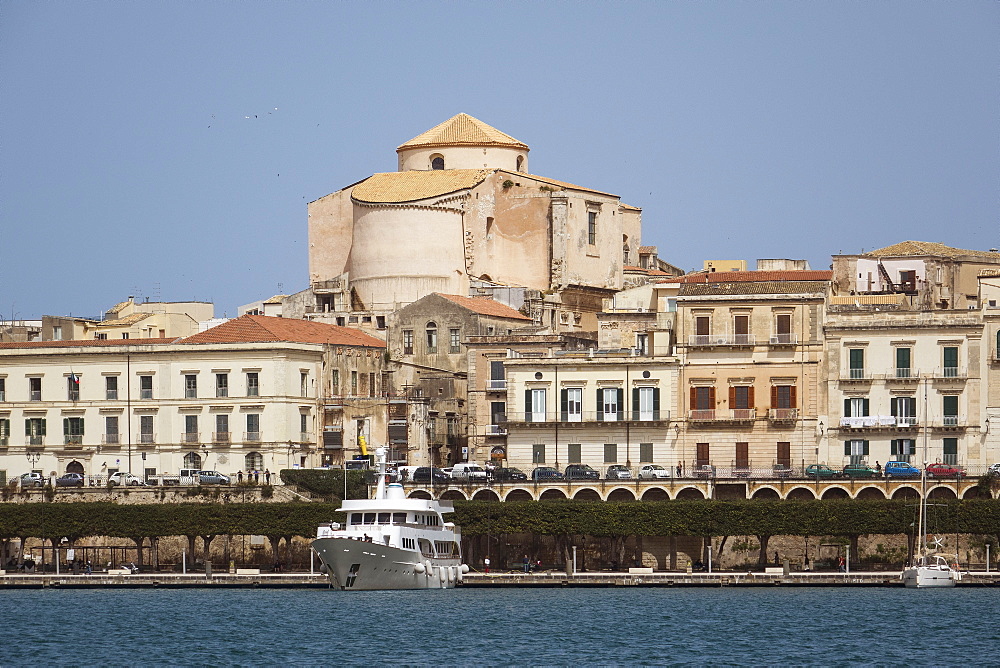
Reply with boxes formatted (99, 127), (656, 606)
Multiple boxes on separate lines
(0, 572), (331, 588)
(461, 570), (1000, 587)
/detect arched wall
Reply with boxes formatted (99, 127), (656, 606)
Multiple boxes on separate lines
(398, 146), (528, 172)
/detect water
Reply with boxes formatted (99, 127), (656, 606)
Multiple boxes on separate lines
(2, 587), (998, 665)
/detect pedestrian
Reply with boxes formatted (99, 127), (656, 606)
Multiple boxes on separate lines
(875, 461), (881, 475)
(838, 555), (846, 572)
(253, 470), (259, 484)
(774, 551), (779, 565)
(85, 560), (92, 575)
(237, 470), (244, 484)
(803, 556), (810, 572)
(676, 463), (682, 477)
(522, 554), (530, 573)
(484, 556), (490, 574)
(536, 559), (542, 572)
(264, 469), (271, 484)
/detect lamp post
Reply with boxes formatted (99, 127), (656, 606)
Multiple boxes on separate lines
(26, 449), (41, 469)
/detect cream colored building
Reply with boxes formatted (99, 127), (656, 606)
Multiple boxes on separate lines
(0, 315), (388, 483)
(43, 297), (214, 342)
(980, 272), (1000, 467)
(298, 113), (643, 334)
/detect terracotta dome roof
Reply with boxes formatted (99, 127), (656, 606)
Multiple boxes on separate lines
(397, 113), (528, 151)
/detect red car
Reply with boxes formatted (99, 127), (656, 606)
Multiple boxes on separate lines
(926, 462), (966, 478)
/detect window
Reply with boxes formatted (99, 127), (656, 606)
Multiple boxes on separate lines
(301, 413), (309, 438)
(635, 333), (648, 356)
(369, 372), (376, 398)
(140, 375), (153, 399)
(104, 416), (119, 444)
(25, 418), (45, 445)
(184, 374), (197, 399)
(490, 401), (506, 426)
(246, 372), (259, 397)
(29, 377), (41, 401)
(568, 443), (581, 464)
(430, 154), (444, 170)
(690, 386), (715, 419)
(730, 386), (753, 413)
(896, 348), (911, 377)
(525, 388), (547, 422)
(633, 386), (659, 421)
(776, 442), (791, 467)
(561, 388), (582, 422)
(516, 155), (524, 172)
(531, 443), (546, 464)
(139, 415), (154, 444)
(0, 418), (9, 446)
(844, 397), (870, 417)
(246, 414), (261, 441)
(351, 371), (358, 395)
(943, 347), (958, 377)
(183, 451), (202, 470)
(402, 330), (413, 355)
(587, 211), (597, 245)
(696, 316), (710, 337)
(597, 387), (623, 421)
(105, 376), (118, 400)
(245, 451), (263, 471)
(733, 315), (750, 344)
(696, 442), (710, 467)
(771, 385), (796, 413)
(67, 375), (80, 401)
(843, 439), (869, 466)
(489, 360), (505, 390)
(849, 349), (865, 379)
(943, 395), (958, 426)
(449, 328), (460, 353)
(774, 314), (792, 343)
(300, 372), (309, 397)
(890, 397), (917, 426)
(330, 370), (339, 395)
(52, 325), (63, 341)
(63, 417), (84, 445)
(425, 322), (437, 353)
(184, 415), (198, 443)
(735, 442), (749, 468)
(604, 443), (618, 463)
(891, 439), (915, 463)
(639, 442), (653, 463)
(942, 438), (958, 465)
(216, 373), (228, 398)
(215, 414), (229, 442)
(0, 378), (5, 402)
(899, 270), (916, 292)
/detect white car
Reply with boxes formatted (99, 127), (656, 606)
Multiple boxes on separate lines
(989, 463), (1000, 476)
(450, 462), (488, 482)
(108, 472), (146, 487)
(638, 464), (671, 479)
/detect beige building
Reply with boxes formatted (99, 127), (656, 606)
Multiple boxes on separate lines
(980, 272), (1000, 467)
(43, 297), (214, 342)
(298, 113), (643, 334)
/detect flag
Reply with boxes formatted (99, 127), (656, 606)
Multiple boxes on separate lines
(69, 373), (80, 384)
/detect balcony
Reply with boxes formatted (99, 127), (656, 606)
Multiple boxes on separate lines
(213, 431), (231, 443)
(839, 416), (919, 430)
(885, 368), (920, 382)
(64, 435), (83, 446)
(140, 389), (153, 400)
(68, 390), (80, 401)
(106, 389), (118, 400)
(769, 333), (798, 346)
(244, 431), (261, 442)
(486, 379), (507, 391)
(28, 435), (43, 445)
(216, 388), (229, 398)
(30, 391), (41, 401)
(768, 408), (798, 423)
(688, 335), (755, 347)
(689, 409), (755, 424)
(486, 424), (508, 436)
(139, 432), (156, 444)
(840, 369), (871, 383)
(102, 433), (121, 445)
(932, 367), (966, 380)
(182, 432), (200, 444)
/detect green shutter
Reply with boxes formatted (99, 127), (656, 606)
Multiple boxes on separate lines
(652, 388), (660, 420)
(890, 398), (897, 417)
(863, 440), (870, 455)
(844, 441), (851, 456)
(524, 389), (532, 423)
(63, 418), (69, 435)
(849, 348), (864, 369)
(943, 395), (958, 416)
(560, 389), (568, 421)
(41, 419), (46, 436)
(632, 388), (640, 421)
(890, 440), (898, 456)
(79, 417), (84, 435)
(844, 398), (851, 417)
(943, 438), (958, 455)
(896, 347), (910, 369)
(862, 398), (870, 416)
(943, 347), (958, 368)
(596, 389), (604, 421)
(616, 388), (624, 419)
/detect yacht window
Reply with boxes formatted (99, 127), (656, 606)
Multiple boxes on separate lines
(393, 512), (407, 524)
(363, 513), (376, 524)
(378, 512), (390, 524)
(350, 513), (362, 525)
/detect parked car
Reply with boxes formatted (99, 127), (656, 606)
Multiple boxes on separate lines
(531, 466), (564, 481)
(988, 463), (1000, 476)
(19, 472), (45, 488)
(108, 472), (146, 487)
(411, 467), (451, 484)
(198, 470), (231, 485)
(638, 464), (670, 479)
(884, 461), (920, 479)
(693, 465), (716, 479)
(805, 464), (840, 479)
(55, 472), (85, 487)
(772, 464), (793, 479)
(565, 464), (600, 480)
(450, 462), (488, 482)
(605, 465), (632, 480)
(926, 462), (966, 478)
(493, 467), (528, 482)
(842, 463), (877, 478)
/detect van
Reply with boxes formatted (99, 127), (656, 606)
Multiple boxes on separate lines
(450, 462), (487, 482)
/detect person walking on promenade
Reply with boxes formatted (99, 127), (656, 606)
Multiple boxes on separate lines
(237, 470), (244, 484)
(523, 555), (530, 573)
(676, 463), (682, 477)
(838, 555), (846, 572)
(264, 469), (271, 484)
(484, 557), (490, 574)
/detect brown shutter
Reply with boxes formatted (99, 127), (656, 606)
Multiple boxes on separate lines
(789, 385), (797, 408)
(708, 387), (716, 405)
(770, 385), (778, 408)
(748, 386), (755, 408)
(689, 386), (697, 410)
(728, 386), (736, 406)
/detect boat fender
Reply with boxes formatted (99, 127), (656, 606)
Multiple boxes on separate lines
(425, 560), (433, 576)
(457, 568), (464, 583)
(439, 566), (447, 583)
(447, 566), (455, 582)
(460, 564), (470, 574)
(414, 562), (425, 574)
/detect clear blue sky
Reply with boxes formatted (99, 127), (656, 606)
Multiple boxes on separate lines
(2, 2), (997, 320)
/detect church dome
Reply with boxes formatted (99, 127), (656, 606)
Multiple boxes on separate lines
(396, 113), (529, 173)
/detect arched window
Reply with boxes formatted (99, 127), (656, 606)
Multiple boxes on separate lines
(426, 322), (438, 353)
(623, 243), (630, 266)
(516, 155), (525, 172)
(430, 154), (445, 170)
(245, 451), (263, 471)
(183, 451), (202, 470)
(66, 460), (84, 474)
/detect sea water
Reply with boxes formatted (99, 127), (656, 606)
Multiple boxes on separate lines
(2, 587), (997, 665)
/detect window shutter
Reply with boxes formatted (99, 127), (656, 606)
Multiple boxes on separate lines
(25, 419), (30, 436)
(80, 417), (84, 434)
(844, 441), (851, 456)
(41, 419), (46, 436)
(689, 387), (697, 410)
(617, 388), (624, 418)
(896, 347), (910, 369)
(943, 347), (958, 367)
(789, 386), (797, 408)
(652, 388), (660, 419)
(943, 395), (958, 416)
(890, 398), (897, 417)
(770, 385), (778, 408)
(844, 398), (851, 417)
(632, 387), (640, 421)
(863, 398), (870, 416)
(747, 386), (755, 408)
(890, 440), (898, 456)
(597, 389), (604, 421)
(524, 389), (532, 423)
(560, 389), (568, 420)
(708, 386), (716, 405)
(863, 440), (870, 455)
(728, 386), (736, 406)
(64, 418), (69, 436)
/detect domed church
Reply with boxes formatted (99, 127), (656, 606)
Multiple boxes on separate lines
(300, 113), (644, 334)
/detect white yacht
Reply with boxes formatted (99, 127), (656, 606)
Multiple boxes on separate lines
(902, 553), (961, 588)
(312, 449), (468, 590)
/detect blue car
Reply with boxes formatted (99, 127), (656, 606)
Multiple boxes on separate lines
(531, 466), (564, 481)
(883, 461), (920, 478)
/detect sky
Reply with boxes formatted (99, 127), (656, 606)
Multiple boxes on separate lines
(2, 2), (997, 320)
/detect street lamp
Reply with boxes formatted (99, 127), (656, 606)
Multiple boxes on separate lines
(26, 449), (41, 469)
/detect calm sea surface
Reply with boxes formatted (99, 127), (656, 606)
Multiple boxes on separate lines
(2, 587), (998, 665)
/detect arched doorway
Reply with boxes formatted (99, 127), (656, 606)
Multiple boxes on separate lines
(539, 489), (567, 501)
(245, 452), (263, 472)
(573, 489), (601, 501)
(641, 488), (669, 501)
(928, 487), (957, 500)
(65, 460), (84, 474)
(504, 489), (533, 502)
(786, 487), (815, 501)
(856, 487), (887, 500)
(675, 488), (705, 501)
(607, 488), (636, 502)
(408, 490), (433, 500)
(441, 490), (467, 501)
(821, 487), (849, 500)
(472, 489), (500, 502)
(751, 488), (779, 500)
(183, 452), (203, 470)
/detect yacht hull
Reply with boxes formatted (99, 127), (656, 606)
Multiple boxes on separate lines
(902, 565), (958, 588)
(312, 537), (461, 591)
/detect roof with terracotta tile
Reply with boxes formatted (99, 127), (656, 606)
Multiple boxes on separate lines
(435, 294), (532, 320)
(637, 246), (657, 254)
(0, 338), (178, 350)
(352, 169), (493, 204)
(397, 113), (528, 151)
(181, 315), (386, 347)
(673, 270), (833, 284)
(862, 241), (1000, 259)
(679, 281), (830, 297)
(517, 172), (617, 198)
